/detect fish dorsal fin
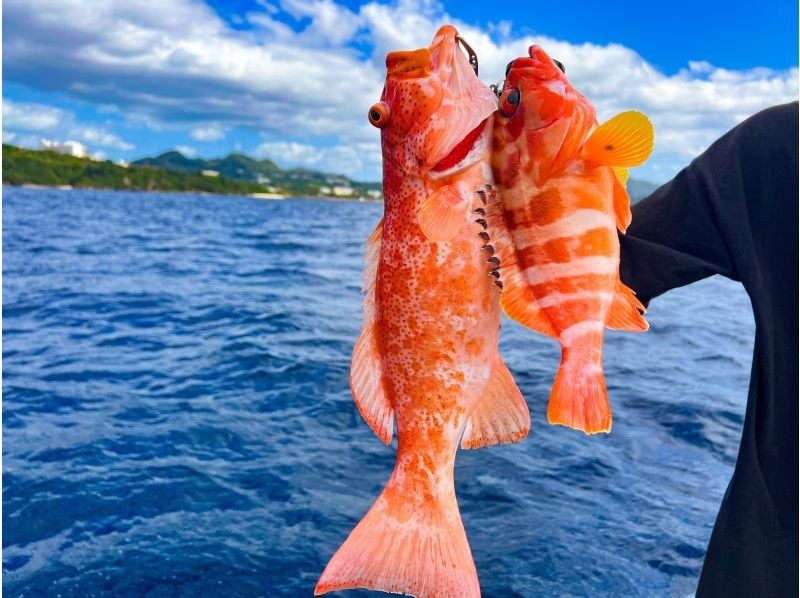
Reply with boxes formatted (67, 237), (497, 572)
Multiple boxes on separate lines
(350, 218), (394, 444)
(612, 172), (632, 233)
(582, 111), (654, 168)
(417, 182), (472, 242)
(365, 216), (383, 246)
(461, 359), (530, 449)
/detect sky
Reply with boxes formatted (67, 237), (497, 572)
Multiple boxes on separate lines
(3, 0), (798, 183)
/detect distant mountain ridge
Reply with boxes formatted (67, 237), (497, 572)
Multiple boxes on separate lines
(132, 151), (381, 197)
(133, 149), (660, 202)
(4, 142), (660, 202)
(2, 144), (270, 195)
(627, 178), (659, 203)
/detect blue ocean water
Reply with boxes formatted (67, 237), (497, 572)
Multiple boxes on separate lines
(2, 187), (754, 597)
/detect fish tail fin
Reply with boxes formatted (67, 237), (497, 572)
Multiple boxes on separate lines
(547, 345), (611, 434)
(315, 467), (478, 598)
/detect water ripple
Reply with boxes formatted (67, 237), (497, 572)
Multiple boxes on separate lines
(3, 188), (754, 597)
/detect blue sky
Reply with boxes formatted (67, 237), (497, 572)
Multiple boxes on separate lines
(3, 0), (798, 182)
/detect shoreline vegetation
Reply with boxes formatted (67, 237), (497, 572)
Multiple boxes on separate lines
(2, 144), (660, 202)
(2, 144), (383, 200)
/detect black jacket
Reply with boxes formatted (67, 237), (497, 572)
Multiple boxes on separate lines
(619, 102), (799, 597)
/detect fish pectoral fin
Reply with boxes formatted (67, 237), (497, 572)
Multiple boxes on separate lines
(582, 111), (654, 168)
(612, 172), (632, 233)
(613, 166), (629, 186)
(350, 217), (394, 445)
(461, 360), (530, 449)
(606, 279), (649, 332)
(417, 182), (472, 242)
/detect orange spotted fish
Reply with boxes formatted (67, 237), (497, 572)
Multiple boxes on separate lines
(490, 45), (654, 434)
(315, 26), (530, 597)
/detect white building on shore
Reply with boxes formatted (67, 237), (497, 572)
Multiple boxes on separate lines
(332, 186), (355, 197)
(39, 139), (88, 158)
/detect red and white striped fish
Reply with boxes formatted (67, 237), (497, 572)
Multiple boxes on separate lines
(490, 45), (654, 434)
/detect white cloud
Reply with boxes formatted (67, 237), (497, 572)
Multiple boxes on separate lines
(3, 131), (16, 142)
(3, 99), (64, 130)
(3, 99), (134, 150)
(278, 0), (362, 45)
(73, 125), (134, 150)
(3, 0), (797, 181)
(175, 144), (197, 156)
(255, 140), (381, 179)
(190, 123), (225, 141)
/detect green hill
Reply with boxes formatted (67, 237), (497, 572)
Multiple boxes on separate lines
(4, 143), (659, 202)
(132, 151), (381, 197)
(2, 144), (270, 195)
(133, 150), (658, 201)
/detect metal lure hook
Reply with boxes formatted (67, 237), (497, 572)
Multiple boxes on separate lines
(455, 35), (479, 76)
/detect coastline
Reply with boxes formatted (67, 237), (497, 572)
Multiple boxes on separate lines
(3, 183), (383, 202)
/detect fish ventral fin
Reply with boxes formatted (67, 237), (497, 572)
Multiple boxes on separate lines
(606, 279), (649, 332)
(350, 218), (394, 444)
(417, 182), (472, 242)
(461, 359), (530, 449)
(582, 111), (654, 168)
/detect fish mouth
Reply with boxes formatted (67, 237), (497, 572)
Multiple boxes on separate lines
(422, 27), (497, 173)
(430, 118), (489, 174)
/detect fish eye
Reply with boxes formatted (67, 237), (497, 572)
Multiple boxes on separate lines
(368, 102), (391, 128)
(553, 59), (566, 74)
(498, 87), (520, 117)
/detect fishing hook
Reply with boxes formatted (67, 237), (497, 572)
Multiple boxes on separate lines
(455, 35), (479, 76)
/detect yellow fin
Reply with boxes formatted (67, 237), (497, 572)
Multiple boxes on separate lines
(612, 173), (632, 233)
(606, 279), (648, 332)
(350, 219), (393, 444)
(461, 360), (530, 449)
(417, 184), (471, 242)
(582, 111), (654, 168)
(613, 167), (629, 186)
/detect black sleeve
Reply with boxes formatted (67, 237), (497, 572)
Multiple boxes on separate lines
(619, 102), (798, 306)
(620, 122), (752, 304)
(619, 163), (739, 305)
